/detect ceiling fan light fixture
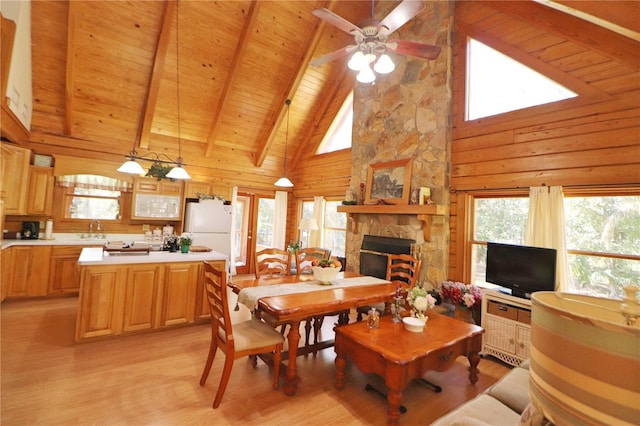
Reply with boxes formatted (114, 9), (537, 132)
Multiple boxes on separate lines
(374, 53), (395, 74)
(348, 51), (365, 71)
(356, 63), (376, 83)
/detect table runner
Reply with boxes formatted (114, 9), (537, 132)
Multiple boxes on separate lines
(237, 276), (390, 310)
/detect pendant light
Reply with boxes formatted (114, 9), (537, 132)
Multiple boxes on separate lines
(166, 0), (190, 180)
(117, 0), (190, 179)
(274, 99), (294, 187)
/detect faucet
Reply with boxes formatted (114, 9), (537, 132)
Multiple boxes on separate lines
(89, 220), (102, 238)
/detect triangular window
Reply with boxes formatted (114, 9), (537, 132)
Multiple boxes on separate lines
(317, 91), (353, 154)
(466, 39), (577, 121)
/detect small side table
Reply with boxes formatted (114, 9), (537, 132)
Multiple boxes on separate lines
(334, 313), (484, 426)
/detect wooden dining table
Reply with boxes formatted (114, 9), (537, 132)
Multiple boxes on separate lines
(228, 271), (396, 395)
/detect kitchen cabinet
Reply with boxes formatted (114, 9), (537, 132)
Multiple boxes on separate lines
(131, 177), (184, 221)
(1, 143), (30, 214)
(76, 265), (125, 340)
(49, 245), (100, 294)
(75, 255), (224, 341)
(159, 262), (198, 327)
(4, 245), (52, 297)
(184, 181), (212, 199)
(122, 264), (162, 333)
(481, 289), (531, 366)
(26, 166), (54, 215)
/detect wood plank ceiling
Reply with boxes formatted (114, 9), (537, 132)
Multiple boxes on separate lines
(28, 0), (371, 185)
(23, 0), (640, 188)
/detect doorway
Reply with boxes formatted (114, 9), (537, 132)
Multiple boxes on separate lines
(233, 192), (276, 275)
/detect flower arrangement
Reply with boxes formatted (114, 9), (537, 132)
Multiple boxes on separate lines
(439, 281), (482, 309)
(179, 232), (193, 246)
(406, 286), (437, 321)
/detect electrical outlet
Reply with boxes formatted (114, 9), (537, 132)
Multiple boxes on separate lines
(142, 224), (150, 231)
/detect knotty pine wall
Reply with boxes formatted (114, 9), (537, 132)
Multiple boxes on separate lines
(447, 1), (640, 282)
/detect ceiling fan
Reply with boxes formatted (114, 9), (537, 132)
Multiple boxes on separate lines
(310, 0), (441, 83)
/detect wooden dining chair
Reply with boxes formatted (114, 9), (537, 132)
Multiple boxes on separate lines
(255, 248), (291, 278)
(294, 247), (331, 274)
(199, 261), (284, 409)
(357, 253), (422, 321)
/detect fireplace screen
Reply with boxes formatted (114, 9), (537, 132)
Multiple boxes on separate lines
(359, 235), (414, 279)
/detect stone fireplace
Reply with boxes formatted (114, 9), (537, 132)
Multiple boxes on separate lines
(343, 2), (453, 290)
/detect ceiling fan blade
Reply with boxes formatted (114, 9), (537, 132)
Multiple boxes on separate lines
(312, 8), (362, 35)
(387, 40), (441, 60)
(310, 45), (357, 67)
(379, 0), (425, 35)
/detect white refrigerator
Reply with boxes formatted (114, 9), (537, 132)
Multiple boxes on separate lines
(184, 199), (232, 258)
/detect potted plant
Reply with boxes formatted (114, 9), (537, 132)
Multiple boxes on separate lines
(179, 232), (193, 253)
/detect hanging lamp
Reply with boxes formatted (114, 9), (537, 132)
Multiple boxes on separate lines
(117, 0), (190, 179)
(166, 0), (190, 180)
(274, 99), (293, 187)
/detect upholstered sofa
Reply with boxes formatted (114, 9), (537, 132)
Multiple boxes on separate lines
(431, 360), (532, 425)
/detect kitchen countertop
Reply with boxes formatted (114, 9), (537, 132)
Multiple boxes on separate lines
(1, 233), (147, 250)
(78, 247), (227, 266)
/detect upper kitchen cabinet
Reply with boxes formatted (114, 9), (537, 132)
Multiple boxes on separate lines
(26, 166), (54, 216)
(184, 181), (212, 199)
(0, 3), (32, 143)
(1, 143), (30, 214)
(131, 177), (184, 221)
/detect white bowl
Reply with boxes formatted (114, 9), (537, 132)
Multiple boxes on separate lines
(402, 316), (427, 332)
(311, 266), (340, 285)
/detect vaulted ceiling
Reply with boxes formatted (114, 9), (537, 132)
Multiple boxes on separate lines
(19, 0), (640, 187)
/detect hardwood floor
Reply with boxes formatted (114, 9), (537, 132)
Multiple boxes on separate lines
(1, 291), (511, 425)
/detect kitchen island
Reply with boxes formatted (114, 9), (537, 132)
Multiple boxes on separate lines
(76, 247), (226, 342)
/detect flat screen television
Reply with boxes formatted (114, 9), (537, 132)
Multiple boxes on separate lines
(486, 242), (557, 299)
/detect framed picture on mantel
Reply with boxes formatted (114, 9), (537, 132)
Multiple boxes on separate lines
(365, 158), (412, 205)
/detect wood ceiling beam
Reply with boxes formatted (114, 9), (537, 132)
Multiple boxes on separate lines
(253, 0), (335, 168)
(64, 2), (78, 136)
(485, 1), (640, 68)
(138, 0), (175, 150)
(204, 1), (259, 158)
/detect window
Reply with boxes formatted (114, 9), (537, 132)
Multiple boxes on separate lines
(323, 200), (347, 257)
(58, 175), (129, 220)
(466, 38), (577, 121)
(256, 197), (275, 249)
(469, 191), (639, 299)
(300, 199), (347, 257)
(316, 92), (353, 154)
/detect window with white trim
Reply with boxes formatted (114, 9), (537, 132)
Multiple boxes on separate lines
(300, 199), (346, 257)
(466, 38), (577, 121)
(469, 191), (639, 299)
(316, 92), (353, 154)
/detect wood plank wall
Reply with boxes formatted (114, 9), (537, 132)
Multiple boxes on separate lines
(448, 1), (640, 282)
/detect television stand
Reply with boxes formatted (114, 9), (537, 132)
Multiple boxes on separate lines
(480, 288), (532, 366)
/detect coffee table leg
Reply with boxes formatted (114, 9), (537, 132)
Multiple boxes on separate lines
(467, 351), (480, 384)
(335, 353), (346, 390)
(284, 320), (301, 395)
(386, 388), (403, 425)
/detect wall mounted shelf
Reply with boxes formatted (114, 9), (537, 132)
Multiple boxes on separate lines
(337, 204), (447, 241)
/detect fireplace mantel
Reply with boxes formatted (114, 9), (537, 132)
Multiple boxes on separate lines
(337, 204), (447, 241)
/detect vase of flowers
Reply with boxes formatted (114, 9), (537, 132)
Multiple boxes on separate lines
(406, 285), (437, 322)
(179, 232), (193, 253)
(439, 281), (483, 323)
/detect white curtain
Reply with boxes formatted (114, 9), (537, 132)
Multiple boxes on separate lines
(228, 186), (238, 276)
(273, 191), (288, 250)
(525, 186), (571, 292)
(309, 196), (325, 247)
